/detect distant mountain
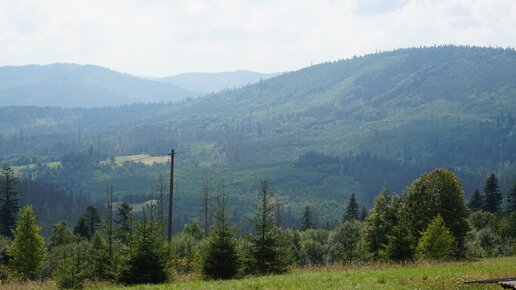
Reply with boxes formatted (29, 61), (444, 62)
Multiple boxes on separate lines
(157, 70), (281, 94)
(0, 64), (197, 107)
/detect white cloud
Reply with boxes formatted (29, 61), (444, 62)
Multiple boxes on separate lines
(0, 0), (515, 76)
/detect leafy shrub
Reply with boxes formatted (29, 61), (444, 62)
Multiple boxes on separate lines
(301, 239), (325, 265)
(327, 221), (362, 263)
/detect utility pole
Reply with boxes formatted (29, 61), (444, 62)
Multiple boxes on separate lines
(167, 149), (175, 242)
(107, 183), (113, 260)
(203, 176), (209, 236)
(159, 174), (163, 229)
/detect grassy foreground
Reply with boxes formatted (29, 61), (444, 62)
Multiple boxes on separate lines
(107, 256), (515, 290)
(2, 256), (514, 289)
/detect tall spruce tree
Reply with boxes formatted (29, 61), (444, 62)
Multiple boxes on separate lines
(383, 200), (414, 261)
(251, 180), (288, 274)
(300, 205), (315, 231)
(344, 193), (359, 221)
(506, 181), (516, 213)
(8, 206), (45, 280)
(0, 168), (19, 238)
(115, 202), (133, 244)
(84, 205), (101, 238)
(483, 174), (502, 214)
(201, 192), (239, 279)
(468, 189), (484, 212)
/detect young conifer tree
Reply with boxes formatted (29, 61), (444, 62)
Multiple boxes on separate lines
(251, 180), (288, 274)
(202, 190), (239, 279)
(416, 215), (455, 260)
(8, 206), (45, 280)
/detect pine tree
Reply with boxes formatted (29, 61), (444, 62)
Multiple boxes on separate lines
(84, 205), (101, 238)
(344, 193), (359, 221)
(416, 215), (454, 260)
(362, 186), (395, 260)
(8, 206), (45, 280)
(49, 221), (74, 250)
(115, 202), (133, 244)
(201, 192), (239, 279)
(74, 216), (89, 239)
(506, 181), (516, 213)
(0, 168), (19, 238)
(468, 189), (484, 212)
(300, 205), (315, 231)
(251, 180), (288, 274)
(87, 231), (111, 280)
(360, 206), (368, 221)
(484, 174), (502, 214)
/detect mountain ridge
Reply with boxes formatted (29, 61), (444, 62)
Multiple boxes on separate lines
(0, 63), (198, 108)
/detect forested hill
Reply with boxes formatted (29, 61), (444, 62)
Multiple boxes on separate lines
(0, 46), (515, 223)
(164, 45), (516, 168)
(0, 64), (197, 107)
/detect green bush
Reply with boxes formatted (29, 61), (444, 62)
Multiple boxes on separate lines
(170, 222), (204, 273)
(301, 239), (325, 265)
(327, 221), (362, 263)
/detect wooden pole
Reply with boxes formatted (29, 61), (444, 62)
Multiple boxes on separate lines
(167, 149), (175, 242)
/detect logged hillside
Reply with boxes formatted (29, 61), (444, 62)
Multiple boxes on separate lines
(157, 46), (516, 171)
(0, 64), (197, 107)
(1, 46), (515, 224)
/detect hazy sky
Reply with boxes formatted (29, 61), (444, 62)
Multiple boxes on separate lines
(1, 0), (515, 76)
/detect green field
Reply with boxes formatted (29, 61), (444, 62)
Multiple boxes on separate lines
(97, 256), (514, 289)
(1, 253), (514, 289)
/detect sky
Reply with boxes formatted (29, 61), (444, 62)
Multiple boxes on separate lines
(1, 0), (516, 77)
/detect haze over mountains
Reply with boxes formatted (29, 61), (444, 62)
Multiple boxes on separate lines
(155, 70), (281, 94)
(1, 46), (515, 209)
(0, 64), (280, 107)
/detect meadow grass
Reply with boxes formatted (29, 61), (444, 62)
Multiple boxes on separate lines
(92, 256), (516, 290)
